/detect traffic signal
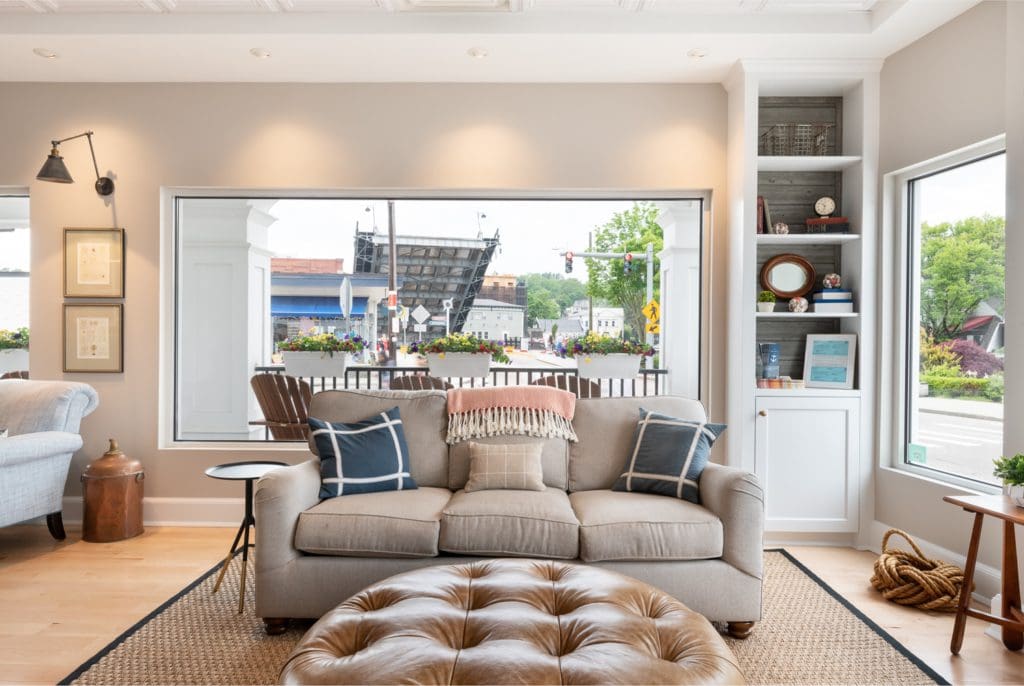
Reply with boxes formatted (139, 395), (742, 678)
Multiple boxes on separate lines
(565, 251), (574, 274)
(623, 252), (634, 275)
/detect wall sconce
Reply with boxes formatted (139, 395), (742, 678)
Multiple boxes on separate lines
(36, 131), (115, 196)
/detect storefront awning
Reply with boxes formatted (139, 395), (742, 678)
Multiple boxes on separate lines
(271, 296), (368, 319)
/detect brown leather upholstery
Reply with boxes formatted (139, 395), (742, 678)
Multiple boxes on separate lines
(529, 374), (601, 398)
(280, 559), (745, 685)
(249, 373), (312, 440)
(0, 371), (28, 380)
(389, 374), (454, 391)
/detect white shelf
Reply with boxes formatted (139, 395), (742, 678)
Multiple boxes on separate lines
(755, 388), (861, 398)
(757, 155), (862, 172)
(756, 312), (859, 320)
(756, 234), (859, 245)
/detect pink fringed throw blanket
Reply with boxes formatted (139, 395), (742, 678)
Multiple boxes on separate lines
(446, 386), (578, 444)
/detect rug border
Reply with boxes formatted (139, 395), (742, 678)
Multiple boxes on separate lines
(770, 547), (951, 686)
(58, 554), (233, 686)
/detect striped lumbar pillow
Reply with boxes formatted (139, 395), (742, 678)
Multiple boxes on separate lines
(612, 408), (726, 504)
(309, 407), (418, 498)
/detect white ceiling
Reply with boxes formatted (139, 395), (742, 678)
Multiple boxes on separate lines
(0, 0), (980, 82)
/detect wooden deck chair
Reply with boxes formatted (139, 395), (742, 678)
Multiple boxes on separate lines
(250, 373), (313, 441)
(389, 374), (454, 391)
(529, 374), (601, 398)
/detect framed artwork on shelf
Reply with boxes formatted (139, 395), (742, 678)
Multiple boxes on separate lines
(803, 334), (856, 389)
(64, 228), (125, 298)
(63, 303), (123, 373)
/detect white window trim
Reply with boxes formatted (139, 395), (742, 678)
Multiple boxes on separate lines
(880, 135), (1006, 493)
(159, 187), (711, 451)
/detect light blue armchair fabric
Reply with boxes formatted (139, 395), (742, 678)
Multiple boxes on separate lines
(0, 379), (99, 536)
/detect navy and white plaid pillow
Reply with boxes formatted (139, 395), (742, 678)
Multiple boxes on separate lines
(612, 408), (726, 504)
(310, 407), (418, 498)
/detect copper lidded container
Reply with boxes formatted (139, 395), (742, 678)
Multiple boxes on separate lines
(82, 439), (145, 543)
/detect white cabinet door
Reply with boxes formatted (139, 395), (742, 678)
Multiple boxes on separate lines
(754, 396), (860, 532)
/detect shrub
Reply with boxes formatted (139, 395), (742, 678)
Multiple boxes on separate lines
(920, 329), (959, 373)
(0, 328), (29, 350)
(945, 339), (1003, 377)
(920, 373), (990, 399)
(983, 373), (1005, 402)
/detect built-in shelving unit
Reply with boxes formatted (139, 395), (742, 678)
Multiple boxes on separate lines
(756, 312), (859, 320)
(757, 155), (862, 172)
(754, 388), (862, 398)
(756, 234), (860, 246)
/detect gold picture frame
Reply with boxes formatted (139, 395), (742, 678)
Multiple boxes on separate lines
(63, 303), (124, 373)
(64, 228), (125, 298)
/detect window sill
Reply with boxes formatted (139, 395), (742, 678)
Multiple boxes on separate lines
(882, 463), (1001, 496)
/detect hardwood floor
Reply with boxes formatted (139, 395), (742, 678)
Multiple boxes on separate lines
(1, 527), (1022, 685)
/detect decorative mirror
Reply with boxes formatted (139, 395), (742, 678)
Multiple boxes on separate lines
(760, 254), (816, 299)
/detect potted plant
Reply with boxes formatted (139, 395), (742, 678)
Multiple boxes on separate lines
(757, 291), (777, 313)
(0, 327), (29, 376)
(279, 331), (365, 378)
(565, 332), (655, 379)
(409, 333), (511, 378)
(993, 454), (1024, 507)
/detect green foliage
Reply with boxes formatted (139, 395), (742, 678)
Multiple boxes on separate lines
(564, 332), (654, 357)
(526, 288), (560, 327)
(758, 290), (777, 303)
(983, 373), (1005, 402)
(585, 202), (663, 339)
(920, 328), (961, 376)
(408, 333), (511, 364)
(993, 453), (1024, 486)
(921, 373), (998, 400)
(920, 215), (1004, 340)
(0, 327), (29, 350)
(279, 331), (365, 354)
(522, 274), (587, 313)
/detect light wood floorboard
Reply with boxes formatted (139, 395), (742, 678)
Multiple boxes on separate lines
(1, 527), (1022, 684)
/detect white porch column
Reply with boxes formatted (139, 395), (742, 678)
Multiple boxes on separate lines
(656, 201), (702, 399)
(177, 198), (274, 440)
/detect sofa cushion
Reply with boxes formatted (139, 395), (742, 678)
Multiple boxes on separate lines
(449, 435), (567, 491)
(309, 390), (449, 488)
(612, 409), (726, 504)
(295, 487), (452, 557)
(569, 396), (709, 492)
(464, 442), (545, 493)
(439, 487), (579, 559)
(569, 490), (723, 562)
(310, 407), (418, 498)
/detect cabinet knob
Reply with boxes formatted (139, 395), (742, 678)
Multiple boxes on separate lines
(758, 410), (768, 417)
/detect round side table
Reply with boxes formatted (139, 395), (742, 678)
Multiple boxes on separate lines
(205, 460), (287, 614)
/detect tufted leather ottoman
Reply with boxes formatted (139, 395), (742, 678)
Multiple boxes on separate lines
(280, 559), (744, 685)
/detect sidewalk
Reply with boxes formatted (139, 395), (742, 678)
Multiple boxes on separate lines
(918, 396), (1003, 421)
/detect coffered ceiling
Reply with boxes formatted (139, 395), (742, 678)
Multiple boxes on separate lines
(0, 0), (979, 82)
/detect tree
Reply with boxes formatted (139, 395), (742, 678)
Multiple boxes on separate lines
(920, 215), (1004, 340)
(526, 288), (559, 327)
(585, 202), (663, 339)
(522, 273), (587, 313)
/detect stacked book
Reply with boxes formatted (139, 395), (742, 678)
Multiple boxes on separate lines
(812, 289), (854, 313)
(756, 377), (806, 390)
(806, 216), (850, 233)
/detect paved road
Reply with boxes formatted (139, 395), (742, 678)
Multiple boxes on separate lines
(914, 410), (1002, 485)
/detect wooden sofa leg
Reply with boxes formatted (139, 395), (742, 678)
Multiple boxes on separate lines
(726, 621), (755, 639)
(46, 512), (66, 541)
(264, 618), (289, 635)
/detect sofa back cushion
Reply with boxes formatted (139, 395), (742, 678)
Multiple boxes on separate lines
(0, 379), (99, 436)
(308, 390), (449, 489)
(569, 396), (708, 492)
(448, 435), (568, 491)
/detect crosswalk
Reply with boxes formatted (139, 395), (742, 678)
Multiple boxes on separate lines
(916, 419), (1002, 449)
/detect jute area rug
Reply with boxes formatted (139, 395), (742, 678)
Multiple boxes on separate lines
(61, 550), (947, 685)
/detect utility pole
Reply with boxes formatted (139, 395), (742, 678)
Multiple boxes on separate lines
(387, 200), (398, 364)
(588, 232), (594, 334)
(645, 241), (655, 349)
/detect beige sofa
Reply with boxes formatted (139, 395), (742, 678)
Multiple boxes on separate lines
(254, 389), (764, 637)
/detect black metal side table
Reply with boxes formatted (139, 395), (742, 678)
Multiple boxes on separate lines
(205, 460), (287, 614)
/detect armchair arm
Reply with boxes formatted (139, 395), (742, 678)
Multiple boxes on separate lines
(0, 431), (83, 468)
(254, 459), (321, 575)
(700, 463), (765, 579)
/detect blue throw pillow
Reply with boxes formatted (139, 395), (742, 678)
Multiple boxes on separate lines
(612, 408), (726, 504)
(309, 407), (417, 498)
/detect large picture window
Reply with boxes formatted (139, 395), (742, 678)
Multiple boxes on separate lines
(0, 196), (30, 379)
(904, 151), (1006, 486)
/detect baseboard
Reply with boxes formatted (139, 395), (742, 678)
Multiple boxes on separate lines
(61, 496), (243, 528)
(863, 520), (1000, 603)
(766, 531), (859, 548)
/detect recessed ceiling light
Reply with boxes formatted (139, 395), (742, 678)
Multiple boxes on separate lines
(32, 48), (58, 60)
(467, 47), (489, 59)
(249, 47), (272, 59)
(686, 48), (708, 59)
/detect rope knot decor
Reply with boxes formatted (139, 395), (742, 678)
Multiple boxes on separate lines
(870, 529), (971, 612)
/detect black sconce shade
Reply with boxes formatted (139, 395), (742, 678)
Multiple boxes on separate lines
(36, 131), (115, 196)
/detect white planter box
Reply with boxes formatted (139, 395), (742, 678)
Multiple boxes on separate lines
(282, 351), (349, 378)
(1005, 483), (1024, 508)
(426, 352), (491, 378)
(576, 353), (643, 379)
(0, 349), (29, 375)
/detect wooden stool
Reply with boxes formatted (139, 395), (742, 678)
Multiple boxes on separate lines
(943, 494), (1024, 654)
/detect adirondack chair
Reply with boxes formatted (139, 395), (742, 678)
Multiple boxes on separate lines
(250, 373), (313, 441)
(529, 374), (601, 398)
(388, 375), (454, 391)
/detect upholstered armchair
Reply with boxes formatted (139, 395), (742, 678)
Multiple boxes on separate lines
(0, 379), (99, 539)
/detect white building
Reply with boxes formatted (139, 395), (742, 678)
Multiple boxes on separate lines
(567, 299), (625, 337)
(464, 298), (525, 342)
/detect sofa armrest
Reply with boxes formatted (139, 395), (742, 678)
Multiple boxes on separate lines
(254, 459), (321, 574)
(700, 463), (764, 579)
(0, 431), (83, 468)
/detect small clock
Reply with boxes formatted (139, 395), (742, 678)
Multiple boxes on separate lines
(814, 196), (836, 217)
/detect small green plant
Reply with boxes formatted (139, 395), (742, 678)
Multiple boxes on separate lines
(408, 333), (511, 364)
(0, 328), (29, 350)
(993, 454), (1024, 486)
(278, 331), (365, 355)
(757, 290), (777, 304)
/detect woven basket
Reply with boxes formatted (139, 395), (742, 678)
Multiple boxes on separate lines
(870, 529), (970, 612)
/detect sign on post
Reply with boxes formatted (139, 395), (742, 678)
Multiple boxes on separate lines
(413, 323), (428, 333)
(642, 299), (661, 323)
(411, 305), (430, 324)
(387, 291), (398, 310)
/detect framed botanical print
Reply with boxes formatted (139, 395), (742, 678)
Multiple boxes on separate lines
(64, 228), (125, 298)
(803, 333), (857, 389)
(63, 303), (123, 373)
